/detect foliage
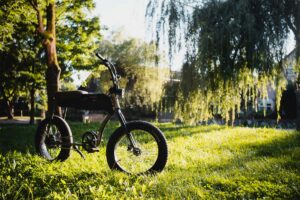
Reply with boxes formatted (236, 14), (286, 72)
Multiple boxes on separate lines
(0, 0), (101, 118)
(147, 0), (291, 124)
(280, 83), (297, 119)
(56, 0), (102, 77)
(0, 2), (46, 119)
(0, 0), (31, 50)
(95, 34), (170, 111)
(0, 123), (300, 199)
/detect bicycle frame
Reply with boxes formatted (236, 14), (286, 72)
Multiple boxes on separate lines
(47, 53), (137, 152)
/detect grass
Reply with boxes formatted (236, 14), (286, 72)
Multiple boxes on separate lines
(0, 121), (299, 199)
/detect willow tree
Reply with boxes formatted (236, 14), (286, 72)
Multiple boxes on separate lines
(147, 0), (290, 124)
(277, 0), (300, 129)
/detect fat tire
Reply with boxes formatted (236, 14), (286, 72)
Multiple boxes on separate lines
(106, 121), (168, 174)
(35, 116), (73, 162)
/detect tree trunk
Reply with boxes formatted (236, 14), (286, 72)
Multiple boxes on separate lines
(295, 33), (300, 130)
(29, 84), (35, 125)
(294, 6), (300, 130)
(46, 64), (61, 116)
(31, 2), (61, 117)
(44, 3), (61, 116)
(0, 86), (13, 119)
(5, 100), (13, 119)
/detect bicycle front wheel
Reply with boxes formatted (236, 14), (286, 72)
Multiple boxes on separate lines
(106, 121), (168, 174)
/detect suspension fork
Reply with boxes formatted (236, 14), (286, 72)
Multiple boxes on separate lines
(116, 108), (138, 147)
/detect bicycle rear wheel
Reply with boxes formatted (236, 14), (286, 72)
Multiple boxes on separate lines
(35, 116), (72, 161)
(106, 121), (168, 174)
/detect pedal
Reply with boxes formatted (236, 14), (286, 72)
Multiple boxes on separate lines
(73, 145), (85, 159)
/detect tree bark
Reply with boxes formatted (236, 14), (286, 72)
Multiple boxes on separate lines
(31, 1), (61, 116)
(293, 3), (300, 130)
(45, 3), (61, 116)
(0, 86), (13, 119)
(5, 101), (13, 119)
(29, 82), (35, 124)
(295, 31), (300, 130)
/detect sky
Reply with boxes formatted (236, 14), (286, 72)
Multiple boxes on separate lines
(72, 0), (150, 86)
(95, 0), (149, 40)
(72, 0), (296, 86)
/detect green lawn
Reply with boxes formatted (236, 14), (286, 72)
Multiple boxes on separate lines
(0, 122), (299, 199)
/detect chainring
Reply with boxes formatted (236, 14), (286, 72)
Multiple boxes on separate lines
(82, 131), (98, 153)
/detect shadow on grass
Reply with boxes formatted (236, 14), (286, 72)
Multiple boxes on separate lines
(0, 121), (225, 155)
(0, 124), (36, 154)
(0, 122), (118, 155)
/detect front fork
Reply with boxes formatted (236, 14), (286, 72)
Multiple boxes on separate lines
(116, 108), (138, 148)
(112, 94), (138, 148)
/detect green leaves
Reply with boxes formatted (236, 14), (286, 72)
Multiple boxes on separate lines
(56, 0), (101, 75)
(147, 0), (290, 124)
(95, 34), (169, 110)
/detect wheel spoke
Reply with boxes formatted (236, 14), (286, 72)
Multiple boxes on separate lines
(114, 130), (159, 174)
(42, 124), (63, 160)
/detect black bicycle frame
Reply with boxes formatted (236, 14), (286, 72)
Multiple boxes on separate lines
(47, 53), (138, 150)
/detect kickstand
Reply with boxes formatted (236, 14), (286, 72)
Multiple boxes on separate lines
(73, 145), (85, 159)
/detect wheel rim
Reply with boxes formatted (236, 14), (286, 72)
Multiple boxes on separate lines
(41, 124), (62, 160)
(114, 129), (159, 174)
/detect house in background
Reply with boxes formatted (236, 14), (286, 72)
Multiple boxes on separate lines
(283, 49), (297, 83)
(255, 49), (297, 115)
(257, 87), (276, 113)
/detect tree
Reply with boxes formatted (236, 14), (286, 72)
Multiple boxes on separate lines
(0, 0), (28, 50)
(94, 34), (169, 115)
(0, 12), (45, 122)
(275, 0), (300, 129)
(28, 0), (60, 115)
(0, 0), (101, 122)
(0, 49), (22, 119)
(147, 0), (290, 124)
(28, 0), (101, 116)
(0, 0), (45, 122)
(278, 1), (300, 69)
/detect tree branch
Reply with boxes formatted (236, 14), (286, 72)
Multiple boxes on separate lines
(285, 15), (296, 35)
(28, 0), (38, 12)
(29, 0), (45, 34)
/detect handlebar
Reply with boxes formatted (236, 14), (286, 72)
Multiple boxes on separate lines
(95, 53), (123, 96)
(95, 52), (116, 80)
(95, 53), (107, 63)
